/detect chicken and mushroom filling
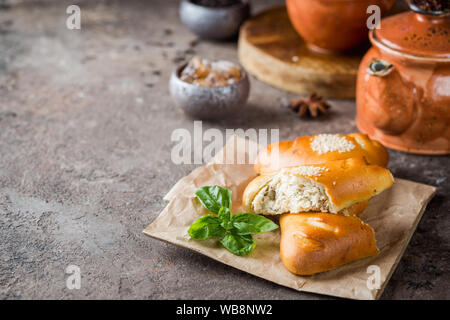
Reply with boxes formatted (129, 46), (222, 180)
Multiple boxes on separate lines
(252, 175), (332, 215)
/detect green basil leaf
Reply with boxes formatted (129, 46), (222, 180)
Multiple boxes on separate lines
(231, 213), (279, 235)
(218, 206), (231, 222)
(218, 207), (234, 230)
(220, 233), (256, 256)
(195, 186), (232, 214)
(188, 215), (226, 240)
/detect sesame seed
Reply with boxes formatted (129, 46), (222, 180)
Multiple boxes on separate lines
(310, 134), (356, 154)
(283, 166), (326, 177)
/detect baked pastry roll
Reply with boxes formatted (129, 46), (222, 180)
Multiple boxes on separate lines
(280, 213), (379, 275)
(255, 133), (389, 175)
(243, 157), (394, 215)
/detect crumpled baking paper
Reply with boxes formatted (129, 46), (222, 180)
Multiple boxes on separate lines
(144, 135), (436, 300)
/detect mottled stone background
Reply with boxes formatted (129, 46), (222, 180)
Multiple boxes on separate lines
(0, 0), (448, 299)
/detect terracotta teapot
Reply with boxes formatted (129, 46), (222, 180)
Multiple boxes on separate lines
(356, 1), (450, 155)
(286, 0), (396, 52)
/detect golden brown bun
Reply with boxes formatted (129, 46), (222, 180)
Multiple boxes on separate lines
(243, 157), (394, 214)
(242, 174), (273, 212)
(255, 133), (389, 175)
(344, 200), (369, 217)
(242, 175), (368, 216)
(280, 213), (379, 275)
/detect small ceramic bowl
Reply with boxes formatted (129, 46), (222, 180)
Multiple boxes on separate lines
(169, 62), (250, 120)
(179, 0), (250, 40)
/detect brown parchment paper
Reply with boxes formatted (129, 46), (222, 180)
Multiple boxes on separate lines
(144, 136), (437, 300)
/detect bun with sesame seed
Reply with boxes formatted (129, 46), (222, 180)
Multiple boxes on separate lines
(255, 133), (389, 175)
(243, 157), (394, 215)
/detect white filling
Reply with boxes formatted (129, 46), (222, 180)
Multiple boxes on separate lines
(252, 173), (332, 215)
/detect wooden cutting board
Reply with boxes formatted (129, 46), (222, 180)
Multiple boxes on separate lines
(238, 6), (367, 99)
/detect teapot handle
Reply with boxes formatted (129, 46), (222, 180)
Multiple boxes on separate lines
(367, 58), (394, 77)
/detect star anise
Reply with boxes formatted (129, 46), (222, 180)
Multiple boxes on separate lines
(289, 93), (332, 118)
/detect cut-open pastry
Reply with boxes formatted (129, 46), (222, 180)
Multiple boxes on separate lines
(280, 213), (379, 276)
(243, 157), (394, 216)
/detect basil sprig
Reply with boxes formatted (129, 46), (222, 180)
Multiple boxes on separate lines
(195, 186), (232, 214)
(188, 185), (279, 256)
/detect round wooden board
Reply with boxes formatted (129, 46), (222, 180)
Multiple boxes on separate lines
(238, 6), (365, 99)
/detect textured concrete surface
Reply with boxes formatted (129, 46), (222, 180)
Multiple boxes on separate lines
(0, 0), (448, 299)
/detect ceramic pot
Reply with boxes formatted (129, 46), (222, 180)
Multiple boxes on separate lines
(169, 62), (250, 120)
(286, 0), (395, 52)
(179, 0), (250, 40)
(356, 3), (450, 154)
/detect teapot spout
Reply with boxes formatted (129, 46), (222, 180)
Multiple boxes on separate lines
(367, 58), (394, 77)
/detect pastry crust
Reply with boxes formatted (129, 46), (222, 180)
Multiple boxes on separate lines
(255, 133), (389, 175)
(344, 199), (369, 217)
(280, 213), (379, 276)
(243, 157), (394, 215)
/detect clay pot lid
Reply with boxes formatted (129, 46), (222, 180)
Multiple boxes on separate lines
(372, 0), (450, 59)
